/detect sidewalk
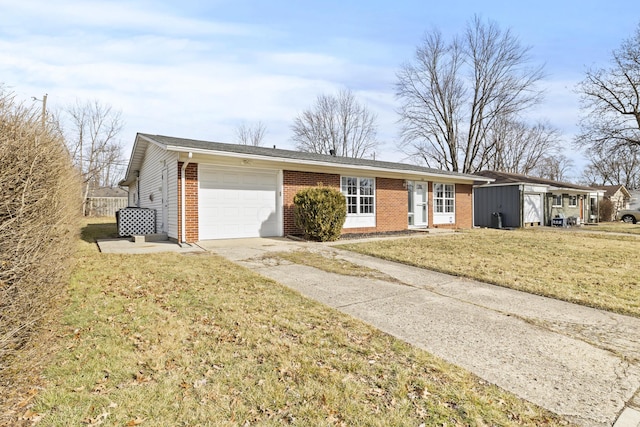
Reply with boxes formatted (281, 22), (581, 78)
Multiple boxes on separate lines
(200, 237), (640, 427)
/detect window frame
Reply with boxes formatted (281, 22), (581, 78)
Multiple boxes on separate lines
(552, 194), (563, 207)
(340, 176), (375, 216)
(433, 183), (455, 214)
(568, 195), (578, 207)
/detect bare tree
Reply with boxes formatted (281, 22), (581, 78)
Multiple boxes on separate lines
(530, 154), (574, 182)
(291, 89), (378, 158)
(396, 16), (545, 173)
(580, 145), (640, 189)
(235, 121), (267, 146)
(575, 23), (640, 152)
(65, 99), (124, 215)
(482, 118), (561, 174)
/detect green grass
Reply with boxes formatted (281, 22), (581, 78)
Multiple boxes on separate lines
(338, 227), (640, 317)
(28, 221), (566, 426)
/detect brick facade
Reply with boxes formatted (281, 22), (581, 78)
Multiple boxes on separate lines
(428, 182), (473, 229)
(177, 162), (199, 243)
(282, 171), (409, 236)
(283, 170), (341, 236)
(454, 183), (472, 228)
(182, 167), (474, 240)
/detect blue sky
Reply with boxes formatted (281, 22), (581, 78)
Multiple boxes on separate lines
(1, 0), (638, 177)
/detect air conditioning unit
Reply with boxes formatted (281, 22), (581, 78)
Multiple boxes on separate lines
(116, 207), (156, 237)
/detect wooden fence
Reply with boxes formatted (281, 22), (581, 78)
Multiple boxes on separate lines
(85, 197), (128, 217)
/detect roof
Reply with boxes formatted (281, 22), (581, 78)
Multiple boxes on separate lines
(590, 185), (631, 199)
(475, 170), (599, 192)
(121, 133), (488, 185)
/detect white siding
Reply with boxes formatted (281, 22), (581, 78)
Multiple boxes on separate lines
(137, 143), (178, 238)
(128, 180), (138, 206)
(167, 155), (178, 240)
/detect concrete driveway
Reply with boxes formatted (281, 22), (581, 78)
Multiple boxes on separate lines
(198, 236), (640, 427)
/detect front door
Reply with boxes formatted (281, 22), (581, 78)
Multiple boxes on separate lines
(410, 181), (428, 227)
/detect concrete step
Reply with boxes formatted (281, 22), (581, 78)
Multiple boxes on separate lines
(131, 233), (168, 243)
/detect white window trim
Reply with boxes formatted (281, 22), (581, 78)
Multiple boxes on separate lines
(433, 183), (455, 225)
(568, 195), (578, 207)
(341, 176), (375, 228)
(552, 194), (563, 207)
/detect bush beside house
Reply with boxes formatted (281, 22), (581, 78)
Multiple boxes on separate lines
(293, 186), (347, 241)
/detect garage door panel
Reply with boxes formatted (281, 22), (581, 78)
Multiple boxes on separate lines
(199, 165), (279, 240)
(524, 194), (543, 223)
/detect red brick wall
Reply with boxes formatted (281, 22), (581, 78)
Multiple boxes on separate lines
(428, 182), (472, 229)
(283, 171), (409, 236)
(455, 183), (473, 228)
(342, 177), (407, 235)
(177, 162), (199, 243)
(283, 170), (340, 235)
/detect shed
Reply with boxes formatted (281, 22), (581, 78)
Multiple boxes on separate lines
(474, 171), (603, 228)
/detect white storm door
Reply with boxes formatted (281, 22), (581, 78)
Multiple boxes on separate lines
(199, 165), (279, 240)
(413, 181), (428, 227)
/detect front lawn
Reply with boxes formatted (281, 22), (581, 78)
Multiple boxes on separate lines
(588, 221), (640, 235)
(23, 221), (566, 426)
(338, 228), (640, 317)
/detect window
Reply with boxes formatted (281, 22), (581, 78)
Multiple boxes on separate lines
(434, 183), (455, 213)
(568, 195), (577, 207)
(552, 194), (562, 207)
(341, 177), (375, 215)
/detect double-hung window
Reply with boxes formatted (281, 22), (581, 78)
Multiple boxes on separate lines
(434, 183), (455, 213)
(552, 194), (563, 207)
(432, 183), (455, 225)
(568, 195), (577, 207)
(341, 176), (375, 228)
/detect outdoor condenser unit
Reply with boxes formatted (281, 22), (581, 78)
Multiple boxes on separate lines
(116, 207), (156, 237)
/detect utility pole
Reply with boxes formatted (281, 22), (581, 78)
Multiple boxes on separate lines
(31, 93), (47, 129)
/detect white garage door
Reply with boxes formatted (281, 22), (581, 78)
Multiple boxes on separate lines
(199, 165), (279, 240)
(523, 193), (543, 223)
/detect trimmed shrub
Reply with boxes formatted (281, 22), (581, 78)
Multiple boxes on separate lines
(293, 186), (347, 241)
(599, 198), (614, 222)
(0, 90), (81, 374)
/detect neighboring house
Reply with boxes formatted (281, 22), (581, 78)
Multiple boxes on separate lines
(86, 187), (128, 216)
(591, 185), (631, 221)
(118, 133), (488, 242)
(473, 171), (604, 228)
(630, 190), (640, 210)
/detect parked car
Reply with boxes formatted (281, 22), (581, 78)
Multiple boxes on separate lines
(618, 208), (640, 224)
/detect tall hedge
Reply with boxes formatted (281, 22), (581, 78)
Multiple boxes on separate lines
(293, 186), (346, 241)
(0, 90), (81, 374)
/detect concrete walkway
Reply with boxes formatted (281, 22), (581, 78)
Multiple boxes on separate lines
(199, 236), (640, 427)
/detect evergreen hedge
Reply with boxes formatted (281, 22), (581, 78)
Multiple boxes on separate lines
(293, 186), (347, 241)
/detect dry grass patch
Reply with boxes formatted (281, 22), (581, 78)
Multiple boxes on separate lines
(339, 228), (640, 317)
(268, 249), (400, 283)
(587, 222), (640, 235)
(26, 221), (567, 426)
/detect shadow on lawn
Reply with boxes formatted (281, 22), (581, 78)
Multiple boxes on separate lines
(80, 222), (118, 243)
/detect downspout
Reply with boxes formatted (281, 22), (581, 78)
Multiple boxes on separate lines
(181, 152), (193, 244)
(135, 171), (140, 207)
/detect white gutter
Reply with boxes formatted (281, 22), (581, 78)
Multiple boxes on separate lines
(180, 152), (193, 244)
